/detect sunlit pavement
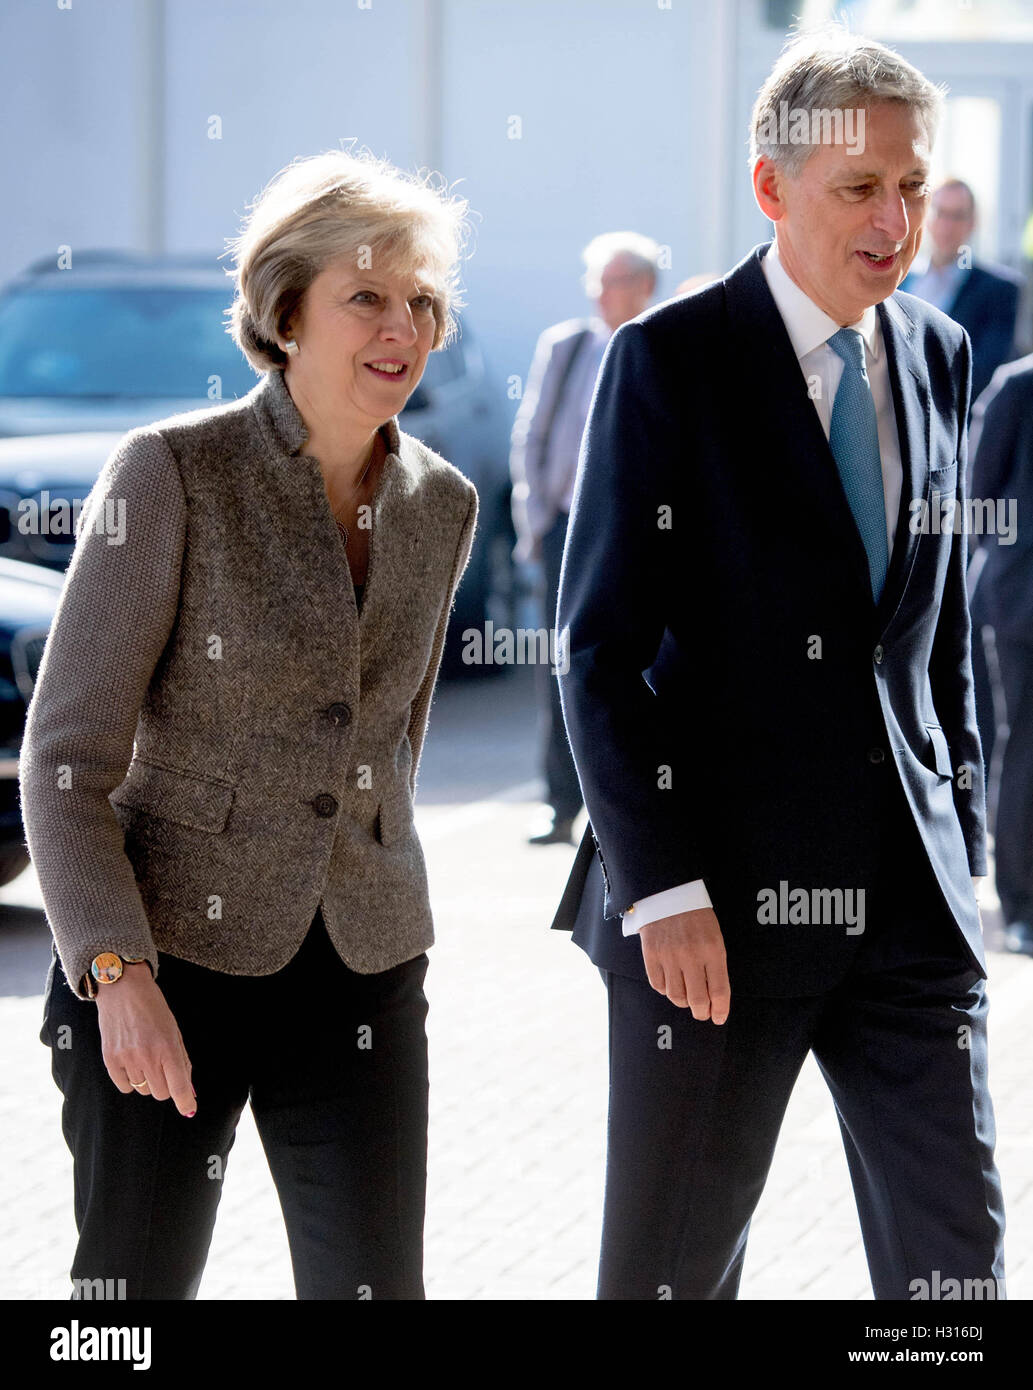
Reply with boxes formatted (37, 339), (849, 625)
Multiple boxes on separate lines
(2, 666), (1029, 1300)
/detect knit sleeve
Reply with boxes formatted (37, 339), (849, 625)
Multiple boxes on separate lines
(406, 485), (478, 796)
(19, 429), (187, 999)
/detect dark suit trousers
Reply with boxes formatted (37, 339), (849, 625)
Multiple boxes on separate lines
(597, 784), (1006, 1300)
(41, 907), (429, 1300)
(539, 512), (583, 821)
(994, 636), (1033, 927)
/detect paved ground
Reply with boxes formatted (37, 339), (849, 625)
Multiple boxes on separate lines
(2, 665), (1030, 1300)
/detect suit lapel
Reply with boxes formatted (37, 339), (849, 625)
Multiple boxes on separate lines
(725, 248), (933, 625)
(724, 246), (874, 599)
(876, 293), (929, 628)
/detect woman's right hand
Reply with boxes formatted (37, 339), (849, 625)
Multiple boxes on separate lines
(95, 963), (196, 1116)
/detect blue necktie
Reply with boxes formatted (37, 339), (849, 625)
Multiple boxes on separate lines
(826, 328), (889, 603)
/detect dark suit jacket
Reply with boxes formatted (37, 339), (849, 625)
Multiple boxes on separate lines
(552, 242), (987, 997)
(970, 352), (1033, 639)
(903, 261), (1022, 403)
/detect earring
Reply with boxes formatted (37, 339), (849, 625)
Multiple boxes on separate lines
(283, 338), (299, 357)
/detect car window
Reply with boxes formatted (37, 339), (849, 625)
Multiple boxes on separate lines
(0, 288), (257, 398)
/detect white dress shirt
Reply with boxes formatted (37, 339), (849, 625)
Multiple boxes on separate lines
(622, 238), (904, 935)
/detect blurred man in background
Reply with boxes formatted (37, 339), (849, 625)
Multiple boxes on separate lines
(970, 354), (1033, 957)
(904, 178), (1023, 401)
(511, 231), (660, 845)
(907, 179), (1025, 820)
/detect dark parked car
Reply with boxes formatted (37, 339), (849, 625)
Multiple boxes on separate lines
(0, 557), (63, 885)
(0, 250), (517, 648)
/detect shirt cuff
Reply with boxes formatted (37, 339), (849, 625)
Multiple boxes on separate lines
(621, 879), (712, 936)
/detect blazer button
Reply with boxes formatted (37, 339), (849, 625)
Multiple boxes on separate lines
(313, 793), (338, 818)
(873, 645), (884, 664)
(327, 702), (352, 727)
(868, 747), (886, 765)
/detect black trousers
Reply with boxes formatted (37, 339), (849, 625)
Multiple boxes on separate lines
(40, 907), (430, 1300)
(993, 636), (1033, 928)
(538, 511), (583, 821)
(597, 784), (1006, 1301)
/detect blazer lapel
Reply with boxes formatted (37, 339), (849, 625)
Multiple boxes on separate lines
(724, 246), (874, 600)
(725, 248), (934, 623)
(876, 293), (929, 628)
(353, 443), (421, 663)
(246, 368), (413, 675)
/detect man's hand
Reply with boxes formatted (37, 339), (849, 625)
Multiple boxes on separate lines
(639, 908), (730, 1023)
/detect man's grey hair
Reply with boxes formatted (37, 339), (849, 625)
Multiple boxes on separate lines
(750, 24), (946, 177)
(582, 231), (661, 287)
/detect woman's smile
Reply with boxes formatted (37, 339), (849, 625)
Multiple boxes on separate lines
(365, 357), (411, 381)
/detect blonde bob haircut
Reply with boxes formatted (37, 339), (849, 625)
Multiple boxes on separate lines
(224, 145), (471, 374)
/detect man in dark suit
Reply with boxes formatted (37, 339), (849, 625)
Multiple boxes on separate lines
(902, 179), (1023, 403)
(970, 355), (1033, 956)
(554, 29), (1006, 1300)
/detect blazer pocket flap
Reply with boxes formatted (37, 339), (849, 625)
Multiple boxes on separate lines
(925, 724), (954, 779)
(376, 789), (414, 847)
(109, 758), (236, 832)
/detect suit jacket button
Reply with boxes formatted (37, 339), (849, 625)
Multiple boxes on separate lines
(873, 645), (884, 664)
(868, 747), (885, 765)
(327, 702), (352, 726)
(313, 793), (338, 817)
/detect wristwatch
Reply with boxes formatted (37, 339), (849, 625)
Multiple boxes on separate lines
(80, 951), (148, 1000)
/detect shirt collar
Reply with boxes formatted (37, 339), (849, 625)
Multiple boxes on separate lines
(762, 239), (880, 364)
(251, 367), (402, 462)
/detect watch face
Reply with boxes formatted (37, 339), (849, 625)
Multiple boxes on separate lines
(91, 952), (123, 985)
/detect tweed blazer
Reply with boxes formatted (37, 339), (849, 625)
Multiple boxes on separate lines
(20, 366), (478, 999)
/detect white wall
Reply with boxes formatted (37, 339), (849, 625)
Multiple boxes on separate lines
(0, 0), (738, 423)
(161, 0), (423, 254)
(434, 0), (736, 398)
(2, 0), (1030, 432)
(2, 0), (144, 274)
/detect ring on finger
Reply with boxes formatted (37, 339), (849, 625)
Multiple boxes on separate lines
(129, 1078), (148, 1090)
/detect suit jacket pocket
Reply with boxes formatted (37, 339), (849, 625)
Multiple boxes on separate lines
(109, 757), (236, 832)
(925, 724), (954, 779)
(376, 787), (414, 847)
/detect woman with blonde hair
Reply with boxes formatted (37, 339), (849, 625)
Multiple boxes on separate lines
(21, 146), (478, 1300)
